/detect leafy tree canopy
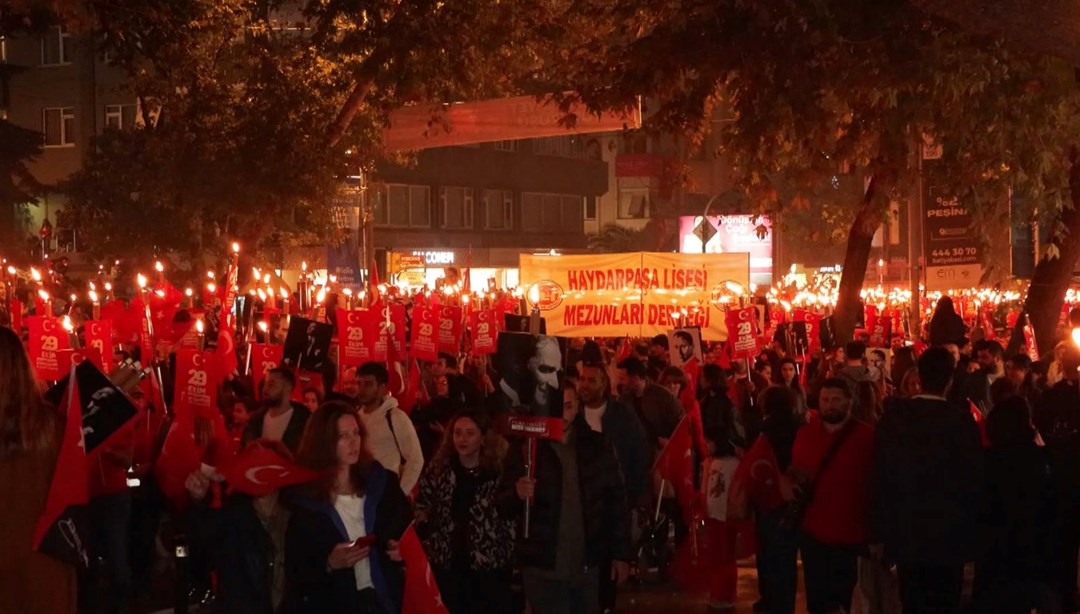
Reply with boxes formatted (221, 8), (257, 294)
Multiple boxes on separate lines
(541, 0), (1080, 340)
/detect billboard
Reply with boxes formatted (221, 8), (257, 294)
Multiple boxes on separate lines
(679, 215), (774, 286)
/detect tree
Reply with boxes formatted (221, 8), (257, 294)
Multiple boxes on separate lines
(544, 0), (1080, 345)
(55, 0), (583, 271)
(0, 119), (43, 256)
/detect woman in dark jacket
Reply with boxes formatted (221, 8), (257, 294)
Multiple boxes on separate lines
(975, 396), (1059, 613)
(283, 402), (412, 614)
(415, 410), (514, 613)
(928, 296), (968, 347)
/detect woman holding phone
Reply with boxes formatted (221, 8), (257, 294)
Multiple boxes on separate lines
(283, 401), (412, 614)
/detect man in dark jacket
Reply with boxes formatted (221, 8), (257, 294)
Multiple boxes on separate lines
(497, 400), (632, 614)
(576, 362), (650, 613)
(871, 347), (984, 614)
(242, 368), (312, 454)
(617, 357), (684, 450)
(1033, 345), (1080, 612)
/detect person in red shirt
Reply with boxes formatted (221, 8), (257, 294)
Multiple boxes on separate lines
(789, 378), (874, 614)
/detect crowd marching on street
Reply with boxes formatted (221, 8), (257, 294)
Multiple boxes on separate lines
(5, 265), (1080, 614)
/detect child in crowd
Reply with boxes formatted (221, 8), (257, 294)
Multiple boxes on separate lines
(701, 427), (741, 612)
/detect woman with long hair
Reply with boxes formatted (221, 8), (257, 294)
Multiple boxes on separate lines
(414, 410), (514, 613)
(0, 326), (75, 614)
(777, 357), (807, 417)
(283, 401), (412, 614)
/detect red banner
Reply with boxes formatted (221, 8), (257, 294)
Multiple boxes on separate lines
(375, 303), (407, 362)
(174, 349), (221, 420)
(411, 305), (439, 362)
(803, 312), (823, 354)
(251, 344), (284, 399)
(437, 305), (463, 354)
(725, 307), (759, 359)
(27, 316), (71, 380)
(470, 309), (499, 355)
(867, 309), (891, 348)
(497, 414), (565, 441)
(336, 308), (377, 366)
(84, 320), (114, 373)
(292, 370), (324, 403)
(9, 298), (22, 332)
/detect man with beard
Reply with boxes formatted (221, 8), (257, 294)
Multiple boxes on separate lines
(789, 378), (875, 614)
(871, 347), (983, 614)
(499, 369), (632, 614)
(241, 367), (311, 453)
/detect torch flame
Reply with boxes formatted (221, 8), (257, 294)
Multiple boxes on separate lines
(30, 267), (41, 282)
(315, 287), (326, 303)
(257, 321), (268, 333)
(37, 289), (49, 301)
(155, 261), (164, 273)
(6, 266), (15, 275)
(61, 315), (73, 332)
(195, 319), (204, 334)
(185, 288), (193, 297)
(136, 274), (147, 289)
(89, 291), (99, 303)
(280, 288), (288, 299)
(207, 282), (216, 293)
(231, 242), (240, 254)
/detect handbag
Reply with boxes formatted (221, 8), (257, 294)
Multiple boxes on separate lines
(781, 420), (855, 530)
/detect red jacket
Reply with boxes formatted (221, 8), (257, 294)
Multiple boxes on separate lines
(792, 418), (874, 545)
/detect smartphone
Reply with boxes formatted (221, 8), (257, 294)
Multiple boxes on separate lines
(352, 535), (376, 548)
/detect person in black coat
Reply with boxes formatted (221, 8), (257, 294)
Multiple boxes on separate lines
(282, 402), (412, 614)
(928, 296), (968, 348)
(871, 347), (984, 614)
(1032, 347), (1080, 612)
(243, 368), (313, 454)
(496, 406), (632, 614)
(975, 396), (1059, 613)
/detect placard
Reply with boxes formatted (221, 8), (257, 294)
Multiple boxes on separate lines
(411, 305), (439, 362)
(437, 305), (463, 354)
(27, 316), (70, 380)
(724, 307), (758, 359)
(174, 349), (221, 420)
(470, 309), (499, 355)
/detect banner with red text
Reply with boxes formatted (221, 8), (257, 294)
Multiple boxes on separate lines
(411, 305), (439, 362)
(27, 316), (71, 380)
(519, 252), (749, 341)
(470, 309), (499, 355)
(174, 349), (221, 420)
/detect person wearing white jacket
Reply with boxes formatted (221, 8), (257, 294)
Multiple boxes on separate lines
(355, 361), (425, 495)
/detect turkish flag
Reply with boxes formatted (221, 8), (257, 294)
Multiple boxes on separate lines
(377, 303), (407, 362)
(411, 305), (439, 362)
(653, 417), (696, 524)
(33, 370), (90, 567)
(396, 360), (423, 415)
(219, 444), (322, 497)
(154, 412), (202, 502)
(27, 315), (70, 380)
(469, 309), (498, 355)
(9, 298), (22, 332)
(437, 305), (462, 354)
(55, 348), (104, 373)
(216, 325), (238, 375)
(400, 523), (450, 614)
(725, 306), (758, 359)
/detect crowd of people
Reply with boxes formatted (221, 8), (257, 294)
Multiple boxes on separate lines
(2, 294), (1080, 614)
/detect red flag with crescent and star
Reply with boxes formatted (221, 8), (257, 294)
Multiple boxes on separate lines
(653, 416), (696, 524)
(33, 368), (90, 567)
(219, 443), (321, 497)
(400, 523), (449, 614)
